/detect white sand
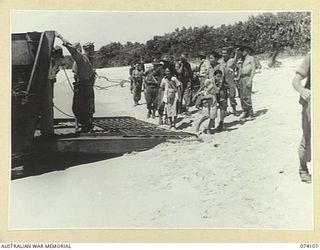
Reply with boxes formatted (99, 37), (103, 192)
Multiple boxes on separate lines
(9, 56), (313, 229)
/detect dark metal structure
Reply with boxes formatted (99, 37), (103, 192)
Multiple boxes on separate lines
(11, 31), (197, 162)
(12, 31), (55, 154)
(54, 117), (197, 154)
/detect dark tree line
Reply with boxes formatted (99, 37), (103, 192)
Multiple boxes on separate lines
(63, 12), (311, 69)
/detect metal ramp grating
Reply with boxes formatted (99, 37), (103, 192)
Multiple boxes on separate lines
(54, 116), (196, 139)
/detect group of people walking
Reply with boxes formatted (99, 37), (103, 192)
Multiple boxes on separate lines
(129, 45), (256, 133)
(50, 32), (311, 183)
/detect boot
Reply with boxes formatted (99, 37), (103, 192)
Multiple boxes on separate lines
(217, 121), (224, 131)
(248, 109), (255, 119)
(207, 119), (215, 134)
(232, 105), (240, 116)
(159, 117), (163, 125)
(241, 111), (249, 120)
(299, 169), (311, 183)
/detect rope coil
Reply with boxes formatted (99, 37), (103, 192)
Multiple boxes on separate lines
(53, 68), (130, 118)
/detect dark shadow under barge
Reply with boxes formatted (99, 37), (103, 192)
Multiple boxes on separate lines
(12, 116), (198, 180)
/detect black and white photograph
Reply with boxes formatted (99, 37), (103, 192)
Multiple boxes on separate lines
(10, 10), (312, 229)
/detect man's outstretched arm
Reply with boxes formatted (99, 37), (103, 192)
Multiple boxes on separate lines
(55, 31), (81, 61)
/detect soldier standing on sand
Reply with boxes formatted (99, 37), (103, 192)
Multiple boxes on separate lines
(220, 47), (240, 116)
(175, 53), (193, 115)
(152, 59), (166, 125)
(234, 53), (243, 105)
(238, 44), (256, 120)
(132, 63), (144, 106)
(144, 67), (160, 119)
(197, 51), (210, 89)
(292, 53), (311, 183)
(55, 32), (96, 132)
(129, 63), (135, 94)
(129, 60), (144, 95)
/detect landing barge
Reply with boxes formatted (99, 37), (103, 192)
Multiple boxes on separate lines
(11, 31), (197, 174)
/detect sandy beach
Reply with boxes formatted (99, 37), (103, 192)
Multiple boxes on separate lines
(9, 56), (313, 229)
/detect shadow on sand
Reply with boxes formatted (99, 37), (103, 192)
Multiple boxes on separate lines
(223, 108), (268, 131)
(11, 152), (122, 180)
(177, 120), (194, 130)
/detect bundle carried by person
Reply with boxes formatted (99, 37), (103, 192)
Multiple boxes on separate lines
(192, 78), (218, 108)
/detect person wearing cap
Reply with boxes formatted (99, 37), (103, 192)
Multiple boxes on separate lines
(55, 32), (96, 132)
(40, 45), (64, 136)
(129, 63), (135, 94)
(292, 53), (311, 183)
(238, 44), (256, 120)
(220, 47), (240, 116)
(197, 51), (210, 89)
(71, 42), (82, 83)
(175, 53), (193, 114)
(144, 67), (160, 119)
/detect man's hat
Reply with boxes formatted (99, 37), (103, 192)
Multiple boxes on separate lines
(198, 51), (206, 58)
(180, 53), (188, 61)
(161, 55), (171, 62)
(82, 42), (94, 50)
(52, 45), (64, 58)
(152, 58), (162, 66)
(72, 42), (81, 48)
(72, 42), (82, 52)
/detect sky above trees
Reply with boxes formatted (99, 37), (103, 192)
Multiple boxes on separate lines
(11, 11), (261, 48)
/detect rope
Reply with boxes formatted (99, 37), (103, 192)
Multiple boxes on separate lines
(94, 82), (122, 90)
(58, 68), (129, 91)
(61, 66), (74, 92)
(53, 104), (74, 118)
(96, 75), (130, 86)
(96, 75), (121, 84)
